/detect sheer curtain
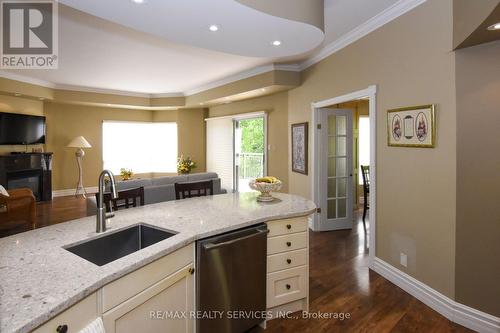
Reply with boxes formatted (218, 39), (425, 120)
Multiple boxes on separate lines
(102, 121), (177, 174)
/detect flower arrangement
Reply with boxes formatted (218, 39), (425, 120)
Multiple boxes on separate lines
(177, 155), (196, 174)
(120, 168), (133, 181)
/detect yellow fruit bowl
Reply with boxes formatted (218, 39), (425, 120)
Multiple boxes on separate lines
(249, 178), (282, 202)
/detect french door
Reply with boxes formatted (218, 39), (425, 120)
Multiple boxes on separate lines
(319, 108), (354, 230)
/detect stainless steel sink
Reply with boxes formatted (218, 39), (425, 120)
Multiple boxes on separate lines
(64, 224), (177, 266)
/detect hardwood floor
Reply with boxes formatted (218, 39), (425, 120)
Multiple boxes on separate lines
(1, 197), (472, 332)
(0, 195), (88, 237)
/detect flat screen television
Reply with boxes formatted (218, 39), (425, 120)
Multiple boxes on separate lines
(0, 112), (46, 145)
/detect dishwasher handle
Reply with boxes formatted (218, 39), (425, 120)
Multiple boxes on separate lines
(203, 227), (269, 250)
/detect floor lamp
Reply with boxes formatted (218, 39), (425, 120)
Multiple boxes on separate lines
(67, 136), (92, 198)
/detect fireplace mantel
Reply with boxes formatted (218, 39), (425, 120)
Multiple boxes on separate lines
(0, 153), (53, 201)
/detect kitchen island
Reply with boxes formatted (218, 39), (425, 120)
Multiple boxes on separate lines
(0, 192), (315, 333)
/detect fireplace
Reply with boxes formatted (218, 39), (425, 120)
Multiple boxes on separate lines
(0, 153), (53, 202)
(7, 170), (43, 201)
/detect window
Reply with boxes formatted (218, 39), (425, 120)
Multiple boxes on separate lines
(358, 116), (370, 184)
(102, 121), (177, 174)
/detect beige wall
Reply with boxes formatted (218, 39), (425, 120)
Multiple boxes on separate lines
(455, 40), (500, 317)
(208, 92), (289, 192)
(153, 108), (207, 173)
(287, 0), (457, 297)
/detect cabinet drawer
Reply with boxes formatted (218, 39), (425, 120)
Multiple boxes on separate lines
(32, 293), (97, 333)
(266, 265), (307, 308)
(267, 248), (307, 273)
(267, 232), (307, 255)
(267, 217), (308, 237)
(102, 243), (194, 312)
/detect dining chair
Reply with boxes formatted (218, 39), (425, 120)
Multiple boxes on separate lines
(99, 186), (145, 212)
(360, 165), (370, 230)
(175, 180), (214, 200)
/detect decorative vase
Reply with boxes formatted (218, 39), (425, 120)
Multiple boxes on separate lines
(249, 179), (282, 202)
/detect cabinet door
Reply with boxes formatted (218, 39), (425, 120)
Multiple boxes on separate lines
(103, 264), (194, 333)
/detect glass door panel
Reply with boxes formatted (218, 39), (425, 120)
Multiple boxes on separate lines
(320, 109), (353, 230)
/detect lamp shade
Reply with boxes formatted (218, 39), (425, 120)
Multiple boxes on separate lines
(67, 136), (92, 148)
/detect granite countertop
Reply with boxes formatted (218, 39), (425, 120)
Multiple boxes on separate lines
(0, 192), (316, 333)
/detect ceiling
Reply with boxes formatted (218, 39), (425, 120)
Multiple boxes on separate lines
(2, 0), (403, 96)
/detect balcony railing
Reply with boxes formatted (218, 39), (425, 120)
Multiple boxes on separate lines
(239, 152), (264, 179)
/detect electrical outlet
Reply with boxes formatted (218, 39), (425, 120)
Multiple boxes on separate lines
(400, 253), (408, 267)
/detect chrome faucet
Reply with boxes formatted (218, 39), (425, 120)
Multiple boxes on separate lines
(96, 170), (118, 233)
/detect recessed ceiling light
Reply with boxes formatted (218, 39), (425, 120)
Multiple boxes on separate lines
(272, 40), (281, 46)
(131, 0), (145, 4)
(39, 97), (44, 101)
(487, 22), (500, 31)
(14, 93), (21, 97)
(209, 25), (219, 32)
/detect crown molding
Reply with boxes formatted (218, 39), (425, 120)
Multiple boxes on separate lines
(299, 0), (428, 70)
(0, 70), (56, 89)
(183, 63), (301, 96)
(55, 84), (152, 98)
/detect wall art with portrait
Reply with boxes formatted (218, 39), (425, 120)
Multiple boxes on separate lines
(387, 105), (436, 148)
(291, 122), (308, 174)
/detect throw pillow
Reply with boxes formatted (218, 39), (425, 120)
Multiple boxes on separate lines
(0, 185), (8, 197)
(0, 185), (7, 212)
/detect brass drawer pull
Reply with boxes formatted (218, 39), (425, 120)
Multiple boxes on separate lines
(287, 258), (292, 264)
(286, 284), (291, 290)
(286, 241), (291, 247)
(286, 224), (292, 230)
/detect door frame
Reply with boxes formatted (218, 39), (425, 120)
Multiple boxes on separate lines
(310, 85), (377, 266)
(232, 112), (268, 192)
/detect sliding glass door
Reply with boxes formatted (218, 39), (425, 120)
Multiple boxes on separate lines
(234, 116), (266, 192)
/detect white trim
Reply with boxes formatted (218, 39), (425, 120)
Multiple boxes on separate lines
(52, 187), (98, 198)
(0, 70), (56, 88)
(310, 85), (377, 267)
(55, 84), (154, 98)
(299, 0), (427, 70)
(57, 85), (183, 98)
(372, 258), (500, 333)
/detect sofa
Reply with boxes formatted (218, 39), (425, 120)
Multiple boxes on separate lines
(86, 172), (226, 216)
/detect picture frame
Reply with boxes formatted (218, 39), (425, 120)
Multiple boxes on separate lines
(291, 122), (308, 174)
(387, 104), (436, 148)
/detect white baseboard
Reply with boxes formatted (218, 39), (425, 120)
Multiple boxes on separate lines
(372, 257), (500, 333)
(52, 187), (98, 198)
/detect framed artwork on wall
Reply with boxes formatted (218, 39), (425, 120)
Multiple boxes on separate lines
(387, 104), (436, 148)
(291, 122), (308, 174)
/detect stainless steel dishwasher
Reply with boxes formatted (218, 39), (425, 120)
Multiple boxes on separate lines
(196, 223), (268, 333)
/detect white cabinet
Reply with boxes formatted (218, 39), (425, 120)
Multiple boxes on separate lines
(102, 264), (194, 333)
(102, 244), (195, 333)
(266, 217), (310, 316)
